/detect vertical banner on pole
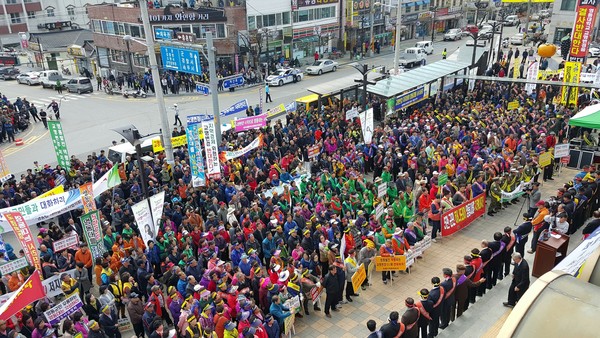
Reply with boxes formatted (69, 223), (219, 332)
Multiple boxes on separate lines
(131, 199), (155, 245)
(186, 124), (206, 187)
(525, 61), (539, 95)
(259, 87), (263, 114)
(201, 121), (222, 180)
(47, 121), (71, 170)
(79, 182), (96, 214)
(79, 210), (106, 259)
(561, 61), (582, 106)
(3, 212), (41, 272)
(569, 0), (599, 63)
(0, 150), (10, 179)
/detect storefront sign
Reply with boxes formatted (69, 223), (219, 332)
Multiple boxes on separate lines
(146, 8), (226, 23)
(394, 86), (427, 111)
(569, 0), (599, 62)
(352, 0), (370, 11)
(299, 0), (339, 8)
(441, 193), (486, 236)
(375, 255), (406, 271)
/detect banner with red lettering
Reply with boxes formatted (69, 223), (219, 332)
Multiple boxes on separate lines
(3, 212), (41, 272)
(0, 270), (45, 320)
(441, 192), (486, 237)
(79, 182), (96, 214)
(569, 0), (599, 63)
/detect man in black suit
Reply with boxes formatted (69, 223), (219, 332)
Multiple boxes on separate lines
(428, 277), (444, 338)
(99, 304), (122, 338)
(512, 221), (533, 258)
(380, 311), (404, 338)
(439, 268), (456, 330)
(503, 252), (530, 308)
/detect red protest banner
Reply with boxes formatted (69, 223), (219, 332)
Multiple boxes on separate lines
(3, 212), (41, 272)
(441, 192), (486, 237)
(0, 270), (45, 320)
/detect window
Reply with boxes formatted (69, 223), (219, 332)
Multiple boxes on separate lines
(105, 21), (115, 34)
(217, 23), (226, 38)
(282, 12), (290, 25)
(92, 20), (101, 33)
(276, 13), (282, 26)
(110, 49), (127, 63)
(67, 6), (75, 16)
(24, 0), (34, 3)
(130, 25), (142, 38)
(133, 53), (149, 68)
(414, 4), (420, 11)
(46, 7), (55, 17)
(27, 11), (36, 19)
(248, 16), (256, 30)
(10, 13), (21, 24)
(297, 10), (309, 22)
(256, 15), (263, 29)
(6, 0), (18, 4)
(553, 27), (572, 44)
(561, 0), (576, 11)
(264, 14), (276, 27)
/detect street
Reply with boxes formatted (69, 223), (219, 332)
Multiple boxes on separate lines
(0, 25), (522, 174)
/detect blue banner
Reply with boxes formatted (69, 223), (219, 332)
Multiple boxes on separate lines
(221, 99), (249, 116)
(285, 101), (297, 113)
(187, 114), (213, 125)
(186, 124), (207, 187)
(394, 86), (427, 111)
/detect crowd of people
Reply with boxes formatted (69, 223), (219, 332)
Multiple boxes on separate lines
(0, 75), (597, 338)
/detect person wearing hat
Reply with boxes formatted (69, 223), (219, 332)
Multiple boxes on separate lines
(184, 315), (203, 338)
(264, 314), (280, 338)
(87, 320), (106, 338)
(127, 293), (145, 338)
(488, 177), (502, 217)
(358, 239), (376, 291)
(427, 277), (444, 338)
(99, 303), (121, 338)
(223, 320), (238, 338)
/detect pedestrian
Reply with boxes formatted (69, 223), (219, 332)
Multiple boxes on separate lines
(99, 304), (122, 338)
(428, 277), (444, 338)
(428, 194), (441, 242)
(56, 79), (63, 94)
(380, 311), (404, 338)
(29, 103), (41, 122)
(127, 293), (145, 338)
(344, 249), (360, 302)
(503, 252), (530, 308)
(173, 103), (182, 126)
(442, 48), (447, 59)
(37, 108), (46, 128)
(323, 265), (340, 318)
(366, 319), (382, 338)
(47, 100), (60, 120)
(265, 84), (272, 103)
(4, 121), (14, 142)
(96, 75), (102, 90)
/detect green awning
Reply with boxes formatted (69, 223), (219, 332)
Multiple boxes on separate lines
(569, 103), (600, 129)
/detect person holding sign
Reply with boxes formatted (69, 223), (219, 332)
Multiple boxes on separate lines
(379, 239), (395, 285)
(344, 249), (360, 303)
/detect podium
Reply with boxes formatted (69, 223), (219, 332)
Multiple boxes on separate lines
(532, 233), (569, 278)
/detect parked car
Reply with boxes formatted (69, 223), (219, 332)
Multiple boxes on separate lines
(462, 25), (479, 36)
(265, 68), (303, 86)
(444, 28), (463, 41)
(39, 70), (65, 89)
(306, 59), (338, 75)
(0, 67), (20, 80)
(478, 27), (494, 40)
(539, 9), (552, 18)
(589, 45), (600, 57)
(504, 15), (520, 26)
(510, 33), (524, 45)
(466, 39), (487, 47)
(415, 41), (434, 54)
(65, 77), (93, 94)
(16, 72), (41, 85)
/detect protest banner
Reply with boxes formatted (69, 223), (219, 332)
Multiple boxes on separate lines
(219, 135), (265, 161)
(48, 121), (70, 170)
(3, 212), (41, 272)
(345, 107), (359, 120)
(118, 318), (133, 333)
(43, 269), (76, 298)
(202, 121), (222, 179)
(375, 256), (406, 271)
(553, 143), (570, 158)
(283, 310), (295, 336)
(52, 232), (79, 252)
(441, 193), (486, 236)
(266, 104), (287, 119)
(539, 152), (552, 168)
(0, 257), (28, 276)
(43, 293), (83, 325)
(149, 191), (165, 234)
(132, 199), (155, 247)
(375, 203), (385, 220)
(186, 123), (207, 187)
(221, 99), (249, 116)
(0, 270), (45, 320)
(351, 264), (366, 293)
(79, 210), (106, 259)
(307, 145), (320, 159)
(507, 101), (519, 110)
(406, 250), (416, 267)
(310, 286), (323, 303)
(79, 182), (96, 214)
(377, 183), (387, 198)
(0, 149), (9, 179)
(34, 185), (65, 200)
(283, 295), (301, 314)
(235, 114), (267, 132)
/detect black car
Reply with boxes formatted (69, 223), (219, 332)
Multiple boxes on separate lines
(0, 67), (20, 80)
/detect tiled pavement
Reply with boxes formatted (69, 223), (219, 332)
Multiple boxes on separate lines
(294, 168), (584, 338)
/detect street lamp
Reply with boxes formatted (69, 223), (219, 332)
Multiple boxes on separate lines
(351, 62), (377, 111)
(375, 1), (402, 75)
(112, 125), (150, 199)
(123, 35), (134, 75)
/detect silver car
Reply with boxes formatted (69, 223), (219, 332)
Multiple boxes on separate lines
(65, 77), (93, 94)
(306, 59), (339, 75)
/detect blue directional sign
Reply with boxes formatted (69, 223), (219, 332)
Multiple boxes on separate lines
(196, 83), (210, 95)
(222, 75), (245, 89)
(160, 46), (202, 75)
(154, 28), (172, 40)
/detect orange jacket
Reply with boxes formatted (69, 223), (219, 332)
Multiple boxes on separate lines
(532, 207), (549, 231)
(392, 237), (410, 255)
(75, 249), (93, 268)
(379, 244), (394, 256)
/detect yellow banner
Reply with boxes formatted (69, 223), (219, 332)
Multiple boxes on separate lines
(152, 130), (204, 153)
(351, 263), (366, 293)
(539, 152), (552, 168)
(507, 101), (519, 110)
(267, 104), (287, 119)
(375, 255), (407, 271)
(34, 185), (65, 200)
(513, 58), (521, 79)
(538, 70), (562, 80)
(561, 61), (582, 106)
(0, 149), (9, 178)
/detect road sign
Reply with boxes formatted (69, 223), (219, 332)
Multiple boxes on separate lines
(159, 46), (202, 75)
(176, 32), (195, 43)
(222, 75), (245, 89)
(154, 28), (172, 40)
(196, 83), (210, 95)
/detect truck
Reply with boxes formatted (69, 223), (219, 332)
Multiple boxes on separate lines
(398, 48), (427, 68)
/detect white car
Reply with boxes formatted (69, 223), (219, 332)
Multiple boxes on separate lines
(306, 59), (339, 75)
(265, 68), (303, 86)
(589, 46), (600, 57)
(444, 28), (463, 41)
(16, 72), (41, 85)
(510, 33), (524, 45)
(466, 39), (487, 47)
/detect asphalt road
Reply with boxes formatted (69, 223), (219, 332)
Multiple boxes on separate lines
(0, 26), (523, 174)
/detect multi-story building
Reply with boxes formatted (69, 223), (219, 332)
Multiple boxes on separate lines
(87, 2), (246, 77)
(547, 0), (578, 44)
(1, 0), (107, 46)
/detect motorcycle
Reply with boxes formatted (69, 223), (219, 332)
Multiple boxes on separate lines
(123, 88), (147, 99)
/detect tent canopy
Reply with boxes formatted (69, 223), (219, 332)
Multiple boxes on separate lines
(569, 103), (600, 129)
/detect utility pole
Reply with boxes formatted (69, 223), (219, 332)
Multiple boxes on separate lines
(138, 0), (174, 164)
(392, 1), (402, 75)
(524, 0), (532, 46)
(369, 7), (375, 57)
(431, 8), (436, 42)
(206, 31), (222, 145)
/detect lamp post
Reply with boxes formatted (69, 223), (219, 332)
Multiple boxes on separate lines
(112, 125), (150, 199)
(123, 34), (134, 75)
(430, 7), (436, 42)
(352, 62), (377, 111)
(369, 6), (375, 57)
(375, 1), (402, 75)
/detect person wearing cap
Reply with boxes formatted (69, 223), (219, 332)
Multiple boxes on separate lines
(184, 315), (203, 338)
(264, 314), (280, 338)
(223, 320), (238, 338)
(527, 201), (549, 254)
(87, 320), (105, 338)
(99, 303), (121, 338)
(127, 293), (145, 338)
(358, 239), (376, 291)
(427, 276), (444, 338)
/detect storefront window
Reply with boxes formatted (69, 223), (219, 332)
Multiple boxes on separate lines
(282, 12), (290, 25)
(248, 16), (256, 30)
(264, 14), (276, 26)
(217, 24), (226, 38)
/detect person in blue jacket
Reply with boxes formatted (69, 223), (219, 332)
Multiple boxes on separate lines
(269, 295), (291, 332)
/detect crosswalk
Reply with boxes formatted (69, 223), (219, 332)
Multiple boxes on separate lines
(8, 91), (103, 108)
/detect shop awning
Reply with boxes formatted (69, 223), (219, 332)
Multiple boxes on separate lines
(367, 60), (471, 98)
(306, 67), (387, 97)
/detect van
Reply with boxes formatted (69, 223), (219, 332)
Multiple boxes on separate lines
(415, 41), (434, 55)
(39, 70), (64, 89)
(65, 77), (93, 94)
(504, 15), (520, 27)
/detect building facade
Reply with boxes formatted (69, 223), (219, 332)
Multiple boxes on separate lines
(547, 0), (578, 44)
(87, 2), (246, 77)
